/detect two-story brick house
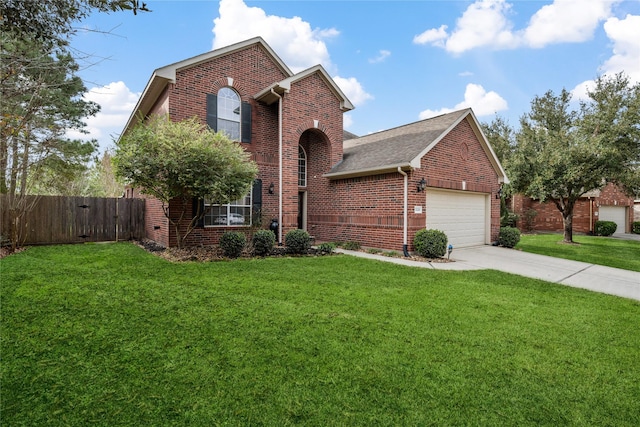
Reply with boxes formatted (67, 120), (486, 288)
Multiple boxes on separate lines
(122, 37), (508, 252)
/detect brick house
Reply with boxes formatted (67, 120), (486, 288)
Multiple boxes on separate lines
(122, 37), (508, 251)
(511, 182), (635, 234)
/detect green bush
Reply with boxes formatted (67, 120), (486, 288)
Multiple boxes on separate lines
(632, 221), (640, 234)
(414, 229), (447, 258)
(317, 242), (336, 254)
(595, 220), (617, 236)
(285, 229), (312, 254)
(341, 241), (361, 250)
(500, 211), (519, 228)
(252, 229), (275, 256)
(498, 226), (521, 248)
(219, 231), (246, 258)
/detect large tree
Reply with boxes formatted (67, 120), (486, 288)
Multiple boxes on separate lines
(113, 116), (259, 249)
(1, 0), (149, 49)
(509, 73), (640, 243)
(0, 0), (147, 250)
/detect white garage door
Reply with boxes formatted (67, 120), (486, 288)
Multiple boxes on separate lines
(599, 206), (627, 234)
(425, 189), (488, 248)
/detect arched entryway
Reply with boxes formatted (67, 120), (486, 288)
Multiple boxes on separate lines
(297, 129), (332, 233)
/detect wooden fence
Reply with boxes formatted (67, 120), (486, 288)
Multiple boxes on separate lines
(1, 195), (145, 246)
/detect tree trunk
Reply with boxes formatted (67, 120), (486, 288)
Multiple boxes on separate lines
(562, 211), (573, 243)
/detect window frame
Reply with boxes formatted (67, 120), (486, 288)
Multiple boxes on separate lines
(203, 192), (252, 227)
(298, 145), (307, 187)
(216, 87), (241, 141)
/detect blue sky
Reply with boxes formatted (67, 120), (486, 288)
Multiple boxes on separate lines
(69, 0), (640, 153)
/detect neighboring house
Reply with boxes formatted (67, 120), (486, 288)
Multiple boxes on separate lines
(511, 183), (635, 234)
(122, 37), (508, 251)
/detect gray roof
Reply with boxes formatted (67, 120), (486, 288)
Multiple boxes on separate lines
(327, 109), (472, 179)
(343, 130), (358, 141)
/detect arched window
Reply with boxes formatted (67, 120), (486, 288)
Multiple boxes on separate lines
(298, 145), (307, 187)
(217, 87), (241, 141)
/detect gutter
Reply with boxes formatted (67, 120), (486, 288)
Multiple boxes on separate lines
(397, 167), (410, 257)
(271, 88), (283, 245)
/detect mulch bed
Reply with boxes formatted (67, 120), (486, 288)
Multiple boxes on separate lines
(135, 239), (452, 264)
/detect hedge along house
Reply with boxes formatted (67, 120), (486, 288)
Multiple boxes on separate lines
(121, 37), (508, 251)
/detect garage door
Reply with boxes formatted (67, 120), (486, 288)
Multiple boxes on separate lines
(425, 189), (488, 248)
(599, 206), (627, 234)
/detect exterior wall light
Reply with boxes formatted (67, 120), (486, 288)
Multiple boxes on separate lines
(496, 185), (503, 199)
(268, 182), (275, 194)
(417, 177), (426, 192)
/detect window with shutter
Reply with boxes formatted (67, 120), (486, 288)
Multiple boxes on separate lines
(206, 89), (251, 143)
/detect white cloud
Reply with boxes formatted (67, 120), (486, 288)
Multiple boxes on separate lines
(343, 114), (353, 129)
(212, 0), (338, 73)
(68, 81), (140, 152)
(333, 76), (374, 106)
(601, 14), (640, 81)
(523, 0), (616, 48)
(413, 25), (448, 47)
(445, 0), (518, 54)
(212, 0), (372, 111)
(571, 13), (640, 100)
(419, 83), (508, 119)
(414, 0), (619, 54)
(369, 50), (391, 64)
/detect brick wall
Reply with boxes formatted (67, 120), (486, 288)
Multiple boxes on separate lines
(511, 183), (634, 233)
(419, 118), (502, 243)
(308, 117), (503, 250)
(139, 44), (503, 250)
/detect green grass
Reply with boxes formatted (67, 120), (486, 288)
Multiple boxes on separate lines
(516, 233), (640, 271)
(2, 243), (639, 426)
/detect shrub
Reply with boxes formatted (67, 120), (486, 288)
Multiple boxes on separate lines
(341, 241), (361, 251)
(414, 229), (447, 258)
(523, 209), (538, 232)
(500, 211), (519, 228)
(317, 242), (336, 254)
(633, 221), (640, 235)
(498, 226), (521, 248)
(285, 229), (311, 254)
(219, 231), (246, 258)
(252, 229), (275, 256)
(595, 220), (617, 236)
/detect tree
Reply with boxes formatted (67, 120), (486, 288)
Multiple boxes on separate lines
(1, 34), (100, 250)
(113, 116), (259, 249)
(481, 116), (517, 218)
(85, 150), (124, 197)
(481, 115), (516, 166)
(510, 73), (640, 243)
(1, 0), (150, 49)
(0, 0), (148, 250)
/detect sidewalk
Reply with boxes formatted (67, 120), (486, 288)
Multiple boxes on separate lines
(335, 246), (640, 302)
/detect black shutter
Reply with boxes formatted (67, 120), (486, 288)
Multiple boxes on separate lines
(193, 198), (205, 227)
(241, 101), (251, 143)
(206, 94), (217, 131)
(252, 179), (262, 226)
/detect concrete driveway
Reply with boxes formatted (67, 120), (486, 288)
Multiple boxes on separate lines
(336, 245), (640, 302)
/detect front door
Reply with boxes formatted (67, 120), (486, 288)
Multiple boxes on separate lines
(298, 191), (306, 230)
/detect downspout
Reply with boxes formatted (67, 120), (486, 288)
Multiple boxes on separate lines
(271, 88), (283, 245)
(589, 197), (593, 234)
(397, 167), (410, 257)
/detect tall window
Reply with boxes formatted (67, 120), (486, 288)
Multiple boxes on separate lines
(217, 87), (241, 141)
(298, 145), (307, 187)
(203, 193), (252, 227)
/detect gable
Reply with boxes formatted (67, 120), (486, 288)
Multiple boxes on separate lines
(121, 37), (292, 138)
(325, 109), (507, 182)
(255, 65), (354, 112)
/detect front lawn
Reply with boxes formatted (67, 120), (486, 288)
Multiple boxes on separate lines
(516, 233), (640, 271)
(2, 243), (639, 426)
